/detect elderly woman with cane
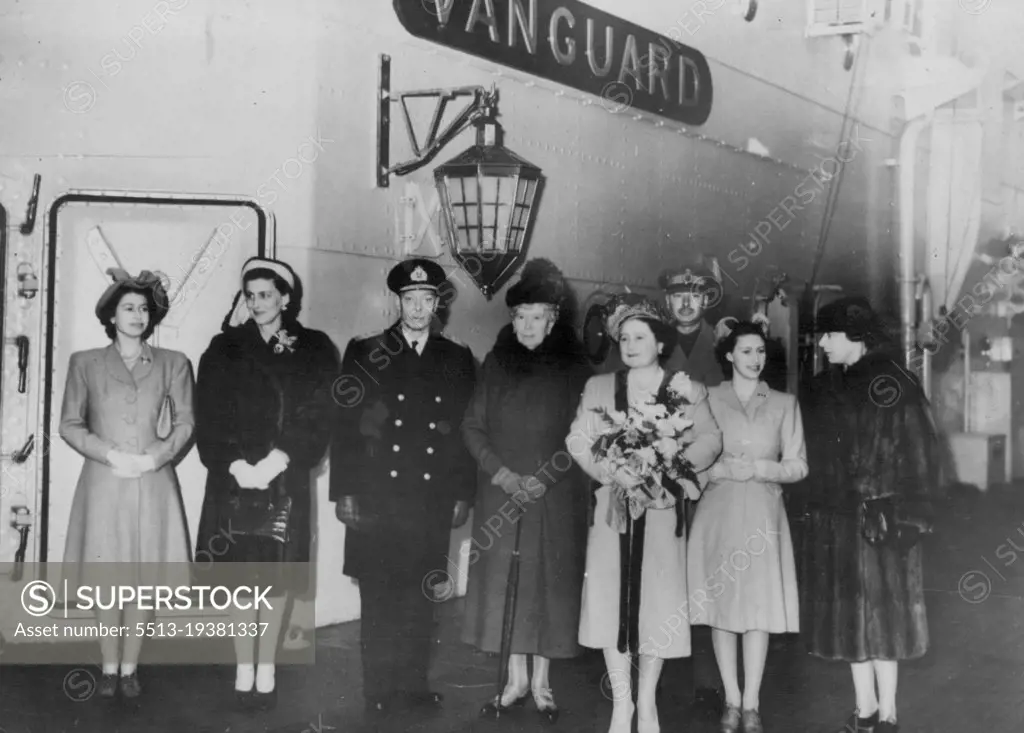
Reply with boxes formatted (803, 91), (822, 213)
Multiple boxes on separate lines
(461, 259), (591, 723)
(568, 293), (722, 733)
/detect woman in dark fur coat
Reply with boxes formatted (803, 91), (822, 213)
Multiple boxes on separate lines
(799, 297), (941, 733)
(461, 259), (591, 722)
(193, 257), (338, 708)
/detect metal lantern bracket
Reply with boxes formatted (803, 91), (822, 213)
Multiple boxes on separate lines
(377, 54), (499, 188)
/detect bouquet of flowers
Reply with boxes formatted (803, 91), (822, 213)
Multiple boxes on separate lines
(591, 372), (702, 531)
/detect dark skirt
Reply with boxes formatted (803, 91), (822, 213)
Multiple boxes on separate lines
(193, 466), (312, 594)
(460, 477), (585, 659)
(799, 507), (928, 661)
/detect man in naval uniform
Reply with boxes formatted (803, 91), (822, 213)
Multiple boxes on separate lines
(330, 258), (476, 718)
(659, 259), (726, 718)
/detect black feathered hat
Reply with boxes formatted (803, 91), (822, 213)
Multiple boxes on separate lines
(505, 258), (568, 310)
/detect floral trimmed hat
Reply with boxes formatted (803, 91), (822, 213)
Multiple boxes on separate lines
(94, 268), (170, 324)
(604, 292), (672, 342)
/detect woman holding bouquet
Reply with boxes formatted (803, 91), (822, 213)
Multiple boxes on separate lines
(461, 259), (591, 722)
(687, 319), (807, 733)
(568, 294), (722, 733)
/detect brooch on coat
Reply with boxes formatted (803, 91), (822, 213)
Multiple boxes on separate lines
(272, 329), (298, 354)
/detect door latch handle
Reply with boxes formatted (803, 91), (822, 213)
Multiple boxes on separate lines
(19, 173), (41, 236)
(5, 335), (31, 393)
(1, 434), (35, 464)
(10, 507), (32, 583)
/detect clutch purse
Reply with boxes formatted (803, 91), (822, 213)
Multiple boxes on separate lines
(228, 491), (293, 545)
(156, 395), (174, 440)
(860, 497), (923, 553)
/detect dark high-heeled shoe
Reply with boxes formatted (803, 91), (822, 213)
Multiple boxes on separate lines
(479, 685), (529, 718)
(839, 710), (879, 732)
(119, 672), (141, 699)
(252, 687), (277, 711)
(98, 673), (118, 699)
(532, 686), (559, 724)
(720, 704), (741, 733)
(741, 708), (763, 733)
(234, 688), (254, 711)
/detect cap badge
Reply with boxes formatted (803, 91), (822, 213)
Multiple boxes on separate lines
(410, 266), (428, 282)
(669, 269), (698, 286)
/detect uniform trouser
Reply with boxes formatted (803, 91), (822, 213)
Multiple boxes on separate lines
(691, 627), (721, 690)
(359, 572), (436, 703)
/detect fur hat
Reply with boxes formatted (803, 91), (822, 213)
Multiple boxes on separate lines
(815, 296), (881, 343)
(505, 258), (568, 310)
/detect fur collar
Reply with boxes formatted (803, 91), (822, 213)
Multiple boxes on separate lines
(492, 322), (584, 376)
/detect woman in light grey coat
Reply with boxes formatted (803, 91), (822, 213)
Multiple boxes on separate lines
(60, 268), (195, 700)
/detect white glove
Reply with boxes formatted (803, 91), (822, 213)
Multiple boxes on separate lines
(520, 475), (547, 500)
(253, 449), (290, 486)
(491, 466), (522, 496)
(107, 450), (142, 479)
(229, 460), (266, 490)
(714, 457), (756, 482)
(135, 453), (157, 474)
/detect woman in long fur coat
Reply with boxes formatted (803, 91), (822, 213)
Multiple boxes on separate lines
(460, 259), (591, 722)
(799, 297), (942, 733)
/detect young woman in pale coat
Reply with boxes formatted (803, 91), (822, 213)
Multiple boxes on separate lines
(60, 269), (195, 700)
(687, 320), (807, 733)
(568, 294), (722, 733)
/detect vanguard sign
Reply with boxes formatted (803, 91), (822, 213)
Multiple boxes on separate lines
(393, 0), (713, 126)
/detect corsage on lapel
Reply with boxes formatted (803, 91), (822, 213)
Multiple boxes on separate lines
(272, 329), (298, 354)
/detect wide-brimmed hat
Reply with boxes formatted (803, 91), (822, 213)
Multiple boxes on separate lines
(604, 292), (673, 342)
(505, 258), (568, 310)
(94, 268), (170, 324)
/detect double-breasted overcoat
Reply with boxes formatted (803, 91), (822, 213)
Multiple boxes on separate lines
(330, 322), (477, 583)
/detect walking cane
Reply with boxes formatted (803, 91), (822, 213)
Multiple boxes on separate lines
(480, 515), (525, 719)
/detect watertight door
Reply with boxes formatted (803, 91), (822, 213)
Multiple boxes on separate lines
(40, 195), (266, 564)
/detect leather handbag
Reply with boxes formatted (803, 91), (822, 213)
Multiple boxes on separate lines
(860, 496), (924, 553)
(223, 353), (292, 544)
(156, 394), (174, 440)
(228, 490), (293, 545)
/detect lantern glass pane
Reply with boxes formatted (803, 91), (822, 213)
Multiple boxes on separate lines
(477, 173), (516, 252)
(509, 177), (538, 249)
(455, 175), (478, 249)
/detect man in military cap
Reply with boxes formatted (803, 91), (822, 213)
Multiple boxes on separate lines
(658, 258), (725, 387)
(330, 257), (477, 718)
(658, 257), (726, 718)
